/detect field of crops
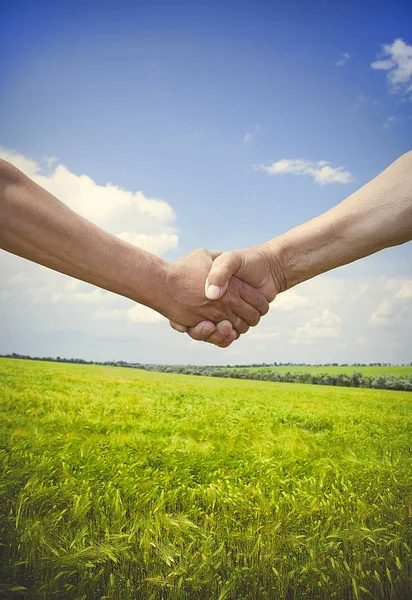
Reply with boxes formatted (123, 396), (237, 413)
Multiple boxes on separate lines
(236, 366), (412, 377)
(1, 358), (411, 599)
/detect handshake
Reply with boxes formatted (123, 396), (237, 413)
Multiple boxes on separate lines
(161, 244), (281, 348)
(1, 151), (411, 338)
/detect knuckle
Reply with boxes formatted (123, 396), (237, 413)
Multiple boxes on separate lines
(207, 333), (224, 345)
(189, 330), (202, 341)
(218, 340), (230, 348)
(250, 309), (260, 327)
(251, 289), (261, 306)
(261, 299), (270, 316)
(237, 319), (249, 334)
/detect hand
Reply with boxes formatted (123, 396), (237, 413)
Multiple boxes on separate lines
(164, 248), (269, 335)
(168, 244), (284, 347)
(205, 244), (284, 302)
(170, 319), (238, 348)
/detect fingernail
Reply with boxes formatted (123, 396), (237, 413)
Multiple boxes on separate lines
(200, 325), (214, 336)
(218, 322), (231, 335)
(206, 285), (221, 300)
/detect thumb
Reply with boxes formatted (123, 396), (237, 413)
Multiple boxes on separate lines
(205, 251), (243, 300)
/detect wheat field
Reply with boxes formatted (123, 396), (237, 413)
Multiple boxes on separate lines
(0, 359), (411, 599)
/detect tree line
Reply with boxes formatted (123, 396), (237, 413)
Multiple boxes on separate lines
(2, 353), (411, 391)
(141, 364), (412, 391)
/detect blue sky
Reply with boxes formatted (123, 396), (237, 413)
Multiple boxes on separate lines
(0, 0), (411, 364)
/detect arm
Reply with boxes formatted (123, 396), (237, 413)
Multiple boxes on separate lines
(268, 150), (412, 292)
(0, 159), (268, 330)
(198, 150), (412, 306)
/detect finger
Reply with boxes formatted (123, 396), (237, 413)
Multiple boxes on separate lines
(206, 249), (222, 260)
(205, 252), (243, 300)
(231, 299), (261, 327)
(201, 320), (234, 345)
(230, 314), (250, 335)
(218, 330), (238, 348)
(238, 282), (270, 316)
(169, 320), (188, 333)
(186, 320), (233, 344)
(184, 320), (217, 341)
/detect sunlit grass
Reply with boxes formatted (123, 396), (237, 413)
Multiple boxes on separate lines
(1, 359), (411, 599)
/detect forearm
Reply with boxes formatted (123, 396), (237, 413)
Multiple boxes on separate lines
(265, 151), (412, 290)
(0, 160), (168, 310)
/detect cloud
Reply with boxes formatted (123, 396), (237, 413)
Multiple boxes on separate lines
(351, 93), (378, 112)
(335, 52), (350, 66)
(255, 158), (354, 185)
(117, 232), (178, 255)
(383, 115), (404, 129)
(44, 155), (58, 168)
(371, 38), (412, 98)
(292, 309), (342, 344)
(237, 275), (411, 357)
(0, 146), (40, 176)
(128, 304), (165, 323)
(92, 305), (164, 323)
(370, 279), (412, 326)
(0, 146), (180, 351)
(0, 146), (177, 251)
(395, 280), (412, 300)
(271, 290), (313, 312)
(242, 124), (261, 146)
(249, 327), (281, 341)
(0, 146), (411, 364)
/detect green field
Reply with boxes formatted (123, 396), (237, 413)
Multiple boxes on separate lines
(236, 366), (412, 377)
(1, 359), (411, 599)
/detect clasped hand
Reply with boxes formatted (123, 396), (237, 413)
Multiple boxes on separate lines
(165, 244), (284, 348)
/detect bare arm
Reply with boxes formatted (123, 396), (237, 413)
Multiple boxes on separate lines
(270, 150), (412, 291)
(0, 159), (169, 311)
(192, 151), (412, 310)
(0, 159), (268, 332)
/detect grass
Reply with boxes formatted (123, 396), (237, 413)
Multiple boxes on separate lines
(0, 358), (411, 599)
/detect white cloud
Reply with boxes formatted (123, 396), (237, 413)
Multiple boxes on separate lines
(370, 279), (412, 326)
(349, 283), (369, 300)
(292, 309), (342, 344)
(255, 158), (354, 185)
(1, 256), (411, 363)
(271, 289), (313, 312)
(395, 281), (412, 300)
(351, 93), (378, 112)
(371, 38), (412, 98)
(73, 290), (110, 304)
(0, 147), (411, 364)
(249, 328), (281, 341)
(117, 232), (178, 255)
(0, 146), (180, 352)
(127, 304), (165, 323)
(92, 304), (164, 323)
(370, 300), (397, 326)
(0, 147), (40, 176)
(335, 52), (350, 66)
(242, 124), (261, 146)
(383, 115), (404, 129)
(0, 146), (178, 253)
(44, 155), (59, 168)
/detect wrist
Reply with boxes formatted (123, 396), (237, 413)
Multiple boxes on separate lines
(125, 247), (170, 313)
(264, 215), (354, 291)
(259, 238), (291, 293)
